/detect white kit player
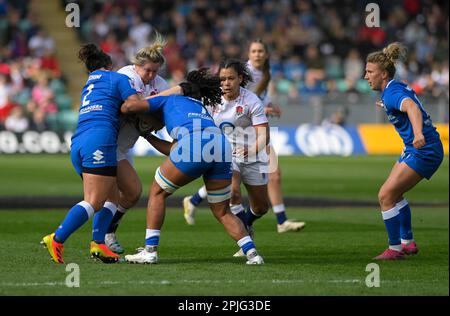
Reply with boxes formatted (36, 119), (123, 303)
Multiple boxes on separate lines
(185, 59), (271, 257)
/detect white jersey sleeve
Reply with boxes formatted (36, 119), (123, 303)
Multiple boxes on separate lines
(118, 65), (145, 95)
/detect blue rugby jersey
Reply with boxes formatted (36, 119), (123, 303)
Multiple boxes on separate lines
(75, 70), (136, 134)
(147, 95), (218, 140)
(381, 79), (440, 148)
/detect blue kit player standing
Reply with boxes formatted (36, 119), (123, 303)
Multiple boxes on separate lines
(121, 68), (264, 265)
(364, 42), (444, 260)
(41, 44), (141, 264)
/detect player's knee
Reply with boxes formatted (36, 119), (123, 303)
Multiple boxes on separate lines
(252, 200), (269, 216)
(378, 189), (395, 208)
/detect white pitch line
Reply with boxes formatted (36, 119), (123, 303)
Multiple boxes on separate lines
(3, 278), (431, 288)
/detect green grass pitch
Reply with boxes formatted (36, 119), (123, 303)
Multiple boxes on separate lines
(0, 155), (448, 295)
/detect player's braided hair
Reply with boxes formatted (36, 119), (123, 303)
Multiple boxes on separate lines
(78, 43), (112, 73)
(218, 59), (253, 88)
(180, 68), (222, 108)
(366, 42), (408, 78)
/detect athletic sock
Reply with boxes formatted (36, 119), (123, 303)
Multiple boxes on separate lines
(107, 204), (128, 234)
(191, 186), (207, 206)
(237, 236), (256, 255)
(273, 204), (287, 224)
(230, 204), (246, 225)
(245, 207), (262, 226)
(92, 202), (117, 243)
(54, 201), (94, 243)
(381, 206), (401, 249)
(397, 199), (413, 241)
(145, 229), (160, 247)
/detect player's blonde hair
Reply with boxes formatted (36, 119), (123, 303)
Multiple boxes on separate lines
(131, 32), (166, 66)
(366, 42), (408, 78)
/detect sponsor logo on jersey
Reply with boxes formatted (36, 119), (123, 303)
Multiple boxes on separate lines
(93, 149), (105, 164)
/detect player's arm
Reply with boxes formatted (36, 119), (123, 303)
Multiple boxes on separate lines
(401, 98), (425, 149)
(121, 94), (149, 113)
(251, 123), (270, 156)
(144, 85), (183, 99)
(143, 134), (177, 156)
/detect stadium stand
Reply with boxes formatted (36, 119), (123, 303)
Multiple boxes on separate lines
(1, 0), (448, 133)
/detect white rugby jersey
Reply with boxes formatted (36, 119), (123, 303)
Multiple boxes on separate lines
(246, 60), (271, 107)
(209, 87), (268, 163)
(118, 65), (169, 96)
(116, 65), (169, 156)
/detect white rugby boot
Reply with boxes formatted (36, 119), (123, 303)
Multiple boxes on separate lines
(183, 196), (196, 225)
(125, 246), (158, 264)
(246, 248), (264, 265)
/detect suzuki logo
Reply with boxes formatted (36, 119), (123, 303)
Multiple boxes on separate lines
(93, 150), (104, 161)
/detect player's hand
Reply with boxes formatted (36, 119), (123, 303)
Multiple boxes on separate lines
(375, 100), (384, 108)
(265, 104), (282, 118)
(413, 133), (426, 149)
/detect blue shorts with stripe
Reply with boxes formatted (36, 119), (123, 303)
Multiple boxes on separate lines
(399, 141), (444, 179)
(70, 128), (117, 175)
(169, 129), (232, 180)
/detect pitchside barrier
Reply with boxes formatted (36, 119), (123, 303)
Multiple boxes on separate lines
(0, 124), (448, 156)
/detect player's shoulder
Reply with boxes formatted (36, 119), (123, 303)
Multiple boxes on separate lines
(240, 87), (263, 106)
(385, 80), (408, 93)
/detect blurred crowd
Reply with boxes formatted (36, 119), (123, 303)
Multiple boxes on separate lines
(0, 0), (72, 132)
(1, 0), (448, 132)
(71, 0), (448, 98)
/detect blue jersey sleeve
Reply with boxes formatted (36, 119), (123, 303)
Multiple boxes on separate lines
(116, 74), (137, 101)
(384, 88), (408, 112)
(147, 96), (168, 113)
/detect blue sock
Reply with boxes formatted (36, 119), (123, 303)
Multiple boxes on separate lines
(190, 192), (204, 206)
(54, 201), (94, 243)
(145, 229), (160, 247)
(237, 236), (256, 255)
(275, 212), (287, 225)
(235, 210), (247, 226)
(381, 207), (401, 246)
(107, 207), (126, 233)
(92, 202), (116, 244)
(397, 200), (413, 240)
(245, 208), (262, 226)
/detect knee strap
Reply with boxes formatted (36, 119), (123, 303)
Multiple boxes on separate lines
(207, 185), (231, 203)
(154, 167), (179, 194)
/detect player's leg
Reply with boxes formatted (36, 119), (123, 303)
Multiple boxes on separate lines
(230, 170), (247, 225)
(42, 138), (118, 263)
(125, 158), (195, 264)
(267, 145), (305, 233)
(104, 158), (142, 253)
(203, 175), (263, 265)
(374, 161), (423, 260)
(244, 182), (270, 227)
(42, 173), (118, 263)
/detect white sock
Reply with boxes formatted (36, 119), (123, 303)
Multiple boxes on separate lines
(401, 239), (414, 245)
(198, 186), (208, 199)
(230, 204), (245, 215)
(389, 245), (402, 251)
(272, 204), (285, 214)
